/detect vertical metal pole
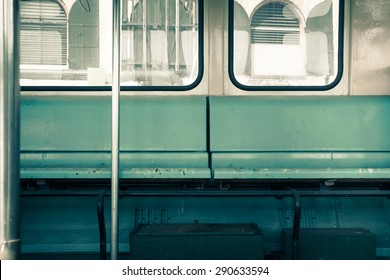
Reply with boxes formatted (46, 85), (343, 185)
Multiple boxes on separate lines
(111, 0), (121, 260)
(0, 0), (20, 260)
(165, 0), (169, 70)
(142, 0), (147, 73)
(175, 0), (180, 72)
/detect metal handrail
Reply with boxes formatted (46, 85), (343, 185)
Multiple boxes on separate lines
(0, 0), (21, 260)
(111, 0), (121, 260)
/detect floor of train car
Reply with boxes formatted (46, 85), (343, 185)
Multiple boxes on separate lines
(21, 253), (129, 260)
(20, 253), (283, 260)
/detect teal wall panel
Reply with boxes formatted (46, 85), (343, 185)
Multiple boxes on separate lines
(21, 96), (110, 151)
(21, 96), (206, 152)
(120, 97), (206, 151)
(210, 96), (390, 152)
(20, 96), (208, 178)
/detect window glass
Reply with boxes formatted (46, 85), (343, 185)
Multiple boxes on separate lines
(20, 0), (201, 88)
(20, 1), (67, 68)
(231, 0), (342, 88)
(121, 0), (200, 87)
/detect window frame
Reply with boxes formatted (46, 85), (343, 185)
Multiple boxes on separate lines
(228, 0), (345, 91)
(21, 0), (204, 92)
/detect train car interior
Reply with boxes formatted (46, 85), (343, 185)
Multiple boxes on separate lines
(1, 0), (390, 260)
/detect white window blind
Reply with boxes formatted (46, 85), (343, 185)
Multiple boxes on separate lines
(251, 2), (299, 45)
(20, 0), (67, 65)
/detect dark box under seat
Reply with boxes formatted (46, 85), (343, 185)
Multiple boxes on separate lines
(281, 228), (376, 260)
(130, 223), (264, 260)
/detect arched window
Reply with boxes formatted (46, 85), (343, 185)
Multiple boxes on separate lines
(231, 0), (342, 89)
(20, 0), (67, 66)
(249, 1), (305, 78)
(251, 2), (300, 45)
(121, 0), (199, 86)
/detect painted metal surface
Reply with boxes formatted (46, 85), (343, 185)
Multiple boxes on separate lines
(21, 96), (207, 151)
(281, 228), (376, 260)
(20, 95), (390, 179)
(130, 223), (264, 259)
(19, 196), (390, 257)
(210, 95), (390, 178)
(212, 152), (390, 179)
(0, 0), (20, 260)
(13, 0), (390, 260)
(351, 0), (390, 95)
(213, 168), (390, 180)
(20, 168), (211, 180)
(207, 0), (225, 95)
(20, 152), (209, 179)
(20, 96), (208, 179)
(111, 0), (121, 260)
(212, 152), (390, 169)
(210, 96), (390, 151)
(21, 152), (209, 168)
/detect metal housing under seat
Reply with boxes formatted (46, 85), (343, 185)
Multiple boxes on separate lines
(130, 223), (264, 260)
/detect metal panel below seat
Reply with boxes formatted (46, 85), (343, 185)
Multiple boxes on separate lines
(281, 228), (376, 260)
(130, 223), (264, 260)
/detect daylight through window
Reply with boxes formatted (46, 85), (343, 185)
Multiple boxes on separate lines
(232, 0), (341, 88)
(20, 0), (201, 88)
